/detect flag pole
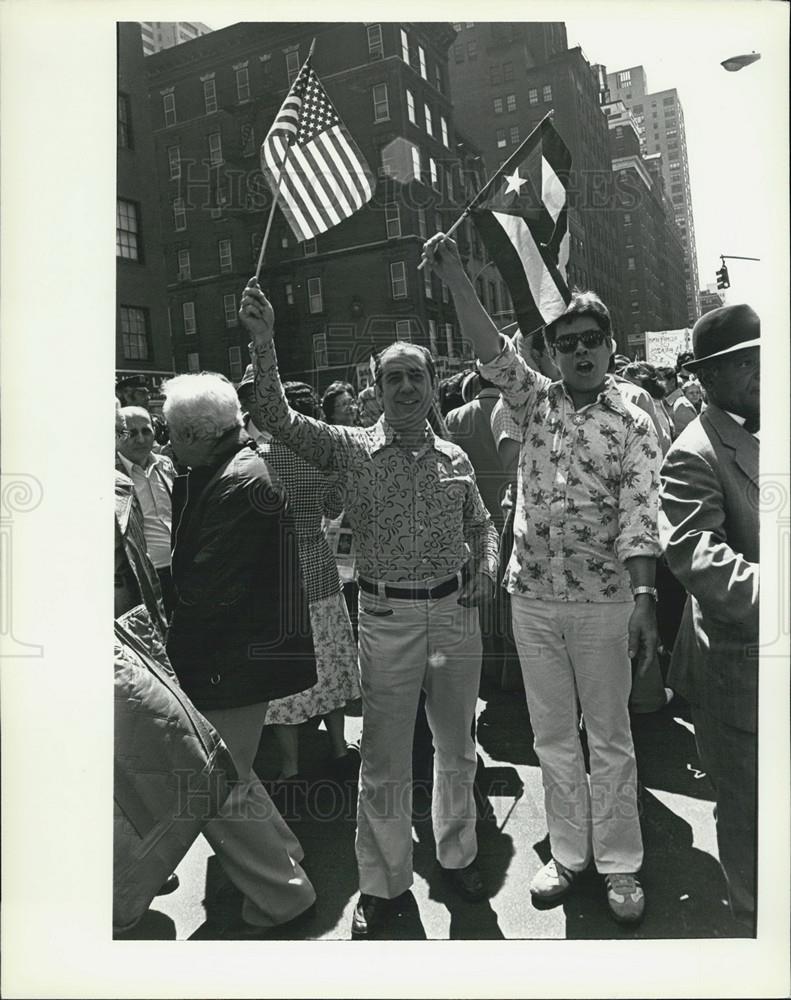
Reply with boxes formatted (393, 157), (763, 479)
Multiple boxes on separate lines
(417, 109), (554, 271)
(254, 38), (316, 280)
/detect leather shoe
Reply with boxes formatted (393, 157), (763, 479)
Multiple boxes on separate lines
(350, 893), (394, 938)
(441, 861), (488, 902)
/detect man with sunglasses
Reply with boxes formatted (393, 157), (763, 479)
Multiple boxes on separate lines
(424, 233), (661, 925)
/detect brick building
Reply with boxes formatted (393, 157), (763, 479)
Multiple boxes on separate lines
(144, 21), (500, 392)
(601, 98), (687, 357)
(447, 22), (630, 349)
(116, 22), (173, 388)
(606, 66), (700, 326)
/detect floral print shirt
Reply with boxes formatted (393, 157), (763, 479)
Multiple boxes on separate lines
(248, 343), (499, 584)
(480, 339), (662, 602)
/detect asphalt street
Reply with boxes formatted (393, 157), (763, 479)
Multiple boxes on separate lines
(122, 676), (750, 943)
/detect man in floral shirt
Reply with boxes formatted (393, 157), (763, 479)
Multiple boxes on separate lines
(424, 233), (661, 925)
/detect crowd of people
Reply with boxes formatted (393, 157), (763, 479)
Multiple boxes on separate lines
(114, 232), (760, 940)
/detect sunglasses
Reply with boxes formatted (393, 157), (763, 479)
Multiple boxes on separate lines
(552, 329), (609, 354)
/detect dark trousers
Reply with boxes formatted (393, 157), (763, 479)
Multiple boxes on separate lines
(692, 705), (757, 931)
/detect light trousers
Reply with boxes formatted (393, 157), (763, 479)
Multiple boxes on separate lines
(202, 701), (316, 928)
(510, 596), (643, 874)
(356, 588), (483, 898)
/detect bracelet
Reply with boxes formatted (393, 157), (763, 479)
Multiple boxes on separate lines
(632, 586), (658, 601)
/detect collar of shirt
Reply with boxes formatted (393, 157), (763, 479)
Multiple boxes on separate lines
(551, 375), (628, 418)
(246, 416), (273, 444)
(369, 417), (457, 460)
(117, 451), (155, 476)
(724, 409), (760, 438)
(477, 387), (501, 399)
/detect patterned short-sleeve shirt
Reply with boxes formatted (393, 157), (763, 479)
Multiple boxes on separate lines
(480, 339), (662, 602)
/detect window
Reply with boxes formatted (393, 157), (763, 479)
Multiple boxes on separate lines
(510, 125), (519, 145)
(187, 352), (200, 373)
(241, 123), (255, 156)
(493, 97), (503, 115)
(182, 301), (196, 336)
(423, 267), (433, 299)
(208, 132), (223, 165)
(373, 83), (389, 122)
(627, 256), (636, 270)
(400, 28), (410, 63)
(496, 128), (507, 149)
(503, 62), (513, 81)
(671, 183), (683, 193)
(669, 160), (681, 170)
(434, 64), (443, 94)
(441, 281), (449, 304)
(666, 128), (677, 138)
(618, 70), (631, 87)
(203, 78), (217, 114)
(118, 93), (132, 148)
(223, 294), (237, 327)
(228, 346), (243, 380)
(624, 212), (631, 223)
(120, 306), (149, 360)
(163, 92), (176, 126)
(434, 209), (443, 234)
(385, 202), (401, 238)
(172, 198), (186, 231)
(428, 319), (438, 355)
(236, 67), (250, 102)
(446, 167), (454, 201)
(177, 249), (191, 281)
(424, 103), (434, 136)
(410, 144), (421, 180)
(308, 277), (323, 313)
(406, 88), (416, 124)
(506, 93), (516, 113)
(167, 145), (181, 179)
(218, 239), (232, 273)
(367, 24), (384, 60)
(444, 322), (454, 356)
(663, 95), (675, 105)
(528, 88), (538, 105)
(454, 44), (464, 64)
(286, 49), (300, 85)
(390, 261), (407, 299)
(284, 282), (294, 305)
(417, 207), (427, 238)
(429, 157), (438, 188)
(303, 237), (317, 256)
(313, 332), (328, 369)
(441, 115), (449, 148)
(395, 319), (412, 341)
(116, 200), (140, 260)
(467, 41), (477, 60)
(418, 45), (427, 79)
(633, 104), (643, 113)
(543, 84), (552, 102)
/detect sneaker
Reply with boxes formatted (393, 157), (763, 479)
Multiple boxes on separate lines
(530, 858), (576, 901)
(605, 873), (645, 924)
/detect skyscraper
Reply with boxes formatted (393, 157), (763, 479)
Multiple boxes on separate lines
(606, 66), (700, 326)
(139, 22), (212, 56)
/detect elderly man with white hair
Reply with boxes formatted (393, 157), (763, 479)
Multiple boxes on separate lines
(161, 371), (318, 936)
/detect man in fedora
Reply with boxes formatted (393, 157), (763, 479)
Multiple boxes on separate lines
(658, 303), (760, 932)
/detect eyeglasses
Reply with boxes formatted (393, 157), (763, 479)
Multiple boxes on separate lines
(552, 329), (609, 354)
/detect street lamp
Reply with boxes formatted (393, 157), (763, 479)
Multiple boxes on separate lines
(721, 51), (761, 72)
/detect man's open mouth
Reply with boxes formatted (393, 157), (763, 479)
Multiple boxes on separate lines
(576, 360), (594, 374)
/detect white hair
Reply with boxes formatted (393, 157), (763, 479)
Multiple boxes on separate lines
(162, 372), (243, 439)
(119, 405), (151, 423)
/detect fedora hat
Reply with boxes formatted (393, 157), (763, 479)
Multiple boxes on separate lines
(684, 304), (760, 371)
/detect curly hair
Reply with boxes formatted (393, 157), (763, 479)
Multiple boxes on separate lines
(162, 372), (243, 439)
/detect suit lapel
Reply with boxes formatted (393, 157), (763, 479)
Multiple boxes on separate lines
(703, 406), (759, 486)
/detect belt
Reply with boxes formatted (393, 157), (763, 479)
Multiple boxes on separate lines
(358, 567), (469, 601)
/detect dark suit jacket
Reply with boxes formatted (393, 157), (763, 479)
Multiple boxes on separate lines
(166, 429), (316, 711)
(658, 406), (759, 732)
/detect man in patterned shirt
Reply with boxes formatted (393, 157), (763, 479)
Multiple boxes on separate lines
(238, 278), (500, 939)
(424, 234), (661, 925)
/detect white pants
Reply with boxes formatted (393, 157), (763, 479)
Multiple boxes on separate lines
(356, 587), (483, 898)
(510, 597), (643, 874)
(202, 702), (316, 927)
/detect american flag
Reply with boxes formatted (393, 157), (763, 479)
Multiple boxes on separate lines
(260, 58), (375, 242)
(471, 117), (572, 336)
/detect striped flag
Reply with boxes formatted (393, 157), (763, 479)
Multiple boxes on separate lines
(260, 57), (375, 242)
(471, 118), (572, 335)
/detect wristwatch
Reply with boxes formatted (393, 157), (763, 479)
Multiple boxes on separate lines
(632, 586), (658, 601)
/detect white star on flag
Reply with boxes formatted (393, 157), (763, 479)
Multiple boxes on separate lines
(504, 170), (527, 196)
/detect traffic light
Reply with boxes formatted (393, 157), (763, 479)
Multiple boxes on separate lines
(716, 263), (730, 290)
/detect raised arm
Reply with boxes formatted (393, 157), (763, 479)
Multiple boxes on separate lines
(239, 278), (346, 475)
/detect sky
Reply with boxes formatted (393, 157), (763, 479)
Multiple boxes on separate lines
(207, 2), (788, 318)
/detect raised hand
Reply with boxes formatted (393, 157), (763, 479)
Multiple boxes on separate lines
(239, 277), (275, 348)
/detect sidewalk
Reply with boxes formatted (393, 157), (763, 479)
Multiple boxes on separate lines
(132, 685), (749, 941)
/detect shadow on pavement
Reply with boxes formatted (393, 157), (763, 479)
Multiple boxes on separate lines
(631, 696), (716, 800)
(114, 909), (177, 940)
(476, 686), (539, 768)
